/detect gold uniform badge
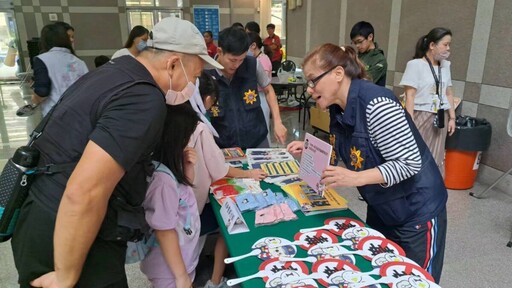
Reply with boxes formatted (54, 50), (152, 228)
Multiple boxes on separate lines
(350, 146), (364, 170)
(243, 89), (257, 104)
(210, 106), (220, 117)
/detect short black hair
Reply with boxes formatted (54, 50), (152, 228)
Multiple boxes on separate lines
(94, 55), (110, 67)
(218, 26), (250, 56)
(199, 71), (219, 103)
(245, 21), (260, 34)
(266, 23), (275, 29)
(231, 22), (244, 29)
(204, 30), (213, 37)
(53, 21), (74, 32)
(350, 21), (374, 39)
(247, 31), (263, 49)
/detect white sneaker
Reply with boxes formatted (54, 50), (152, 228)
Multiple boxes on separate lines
(203, 277), (229, 288)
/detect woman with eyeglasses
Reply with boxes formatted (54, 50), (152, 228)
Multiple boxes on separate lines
(287, 43), (447, 283)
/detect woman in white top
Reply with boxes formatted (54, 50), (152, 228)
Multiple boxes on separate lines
(111, 25), (149, 59)
(32, 23), (88, 116)
(400, 27), (456, 176)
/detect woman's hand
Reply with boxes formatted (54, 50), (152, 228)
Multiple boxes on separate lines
(246, 169), (267, 180)
(447, 118), (456, 136)
(274, 122), (288, 145)
(321, 165), (360, 188)
(287, 141), (304, 157)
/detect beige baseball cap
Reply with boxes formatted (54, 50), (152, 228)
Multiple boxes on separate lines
(147, 17), (223, 69)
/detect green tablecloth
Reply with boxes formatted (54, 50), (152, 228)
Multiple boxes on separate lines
(209, 180), (376, 287)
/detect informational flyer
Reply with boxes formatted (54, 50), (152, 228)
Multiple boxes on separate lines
(299, 133), (332, 195)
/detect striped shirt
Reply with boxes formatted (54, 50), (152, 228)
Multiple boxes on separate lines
(366, 97), (422, 187)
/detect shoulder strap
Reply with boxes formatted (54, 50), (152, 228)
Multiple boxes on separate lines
(151, 161), (175, 180)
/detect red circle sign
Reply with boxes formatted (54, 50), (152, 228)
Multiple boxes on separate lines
(311, 258), (359, 287)
(259, 258), (309, 282)
(356, 236), (406, 261)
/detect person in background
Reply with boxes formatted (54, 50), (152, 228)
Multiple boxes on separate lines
(140, 103), (201, 288)
(112, 25), (149, 59)
(248, 31), (272, 143)
(203, 31), (217, 58)
(287, 43), (447, 283)
(206, 26), (287, 149)
(31, 23), (88, 116)
(263, 23), (282, 76)
(350, 21), (387, 86)
(13, 17), (222, 288)
(245, 21), (260, 34)
(400, 27), (455, 176)
(189, 72), (266, 288)
(94, 55), (110, 68)
(53, 21), (75, 48)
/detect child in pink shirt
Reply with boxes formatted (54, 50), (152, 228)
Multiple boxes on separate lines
(140, 104), (200, 288)
(188, 72), (266, 288)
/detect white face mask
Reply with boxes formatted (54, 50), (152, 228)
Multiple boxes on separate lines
(165, 59), (195, 106)
(435, 51), (450, 61)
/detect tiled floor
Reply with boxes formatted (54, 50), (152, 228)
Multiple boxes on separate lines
(0, 83), (511, 287)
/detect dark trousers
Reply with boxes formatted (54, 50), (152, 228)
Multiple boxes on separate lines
(366, 206), (447, 283)
(271, 60), (281, 77)
(11, 196), (129, 288)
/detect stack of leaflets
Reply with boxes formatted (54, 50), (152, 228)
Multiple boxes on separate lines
(210, 178), (262, 204)
(246, 148), (300, 177)
(281, 182), (348, 216)
(222, 147), (246, 168)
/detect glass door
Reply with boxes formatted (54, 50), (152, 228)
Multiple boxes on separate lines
(0, 10), (21, 79)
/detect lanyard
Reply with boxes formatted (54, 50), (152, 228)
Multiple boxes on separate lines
(425, 57), (443, 104)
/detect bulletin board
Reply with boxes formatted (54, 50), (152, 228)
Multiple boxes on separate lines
(193, 5), (220, 40)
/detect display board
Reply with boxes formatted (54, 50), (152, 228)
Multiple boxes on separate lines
(192, 5), (220, 40)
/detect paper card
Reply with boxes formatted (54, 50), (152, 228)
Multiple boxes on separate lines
(222, 147), (246, 161)
(250, 160), (300, 176)
(299, 133), (332, 195)
(220, 197), (249, 234)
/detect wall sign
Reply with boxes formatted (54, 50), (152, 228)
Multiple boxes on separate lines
(192, 5), (220, 40)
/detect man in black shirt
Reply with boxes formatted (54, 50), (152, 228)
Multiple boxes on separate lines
(11, 17), (222, 288)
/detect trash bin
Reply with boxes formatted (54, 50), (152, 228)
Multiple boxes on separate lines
(445, 115), (492, 189)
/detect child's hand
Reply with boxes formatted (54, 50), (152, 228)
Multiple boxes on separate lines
(247, 169), (267, 180)
(183, 147), (197, 166)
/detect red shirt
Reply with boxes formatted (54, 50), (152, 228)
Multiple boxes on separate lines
(206, 42), (217, 58)
(263, 34), (282, 62)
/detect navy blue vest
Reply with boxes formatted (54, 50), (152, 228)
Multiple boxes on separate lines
(206, 56), (267, 149)
(329, 79), (447, 226)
